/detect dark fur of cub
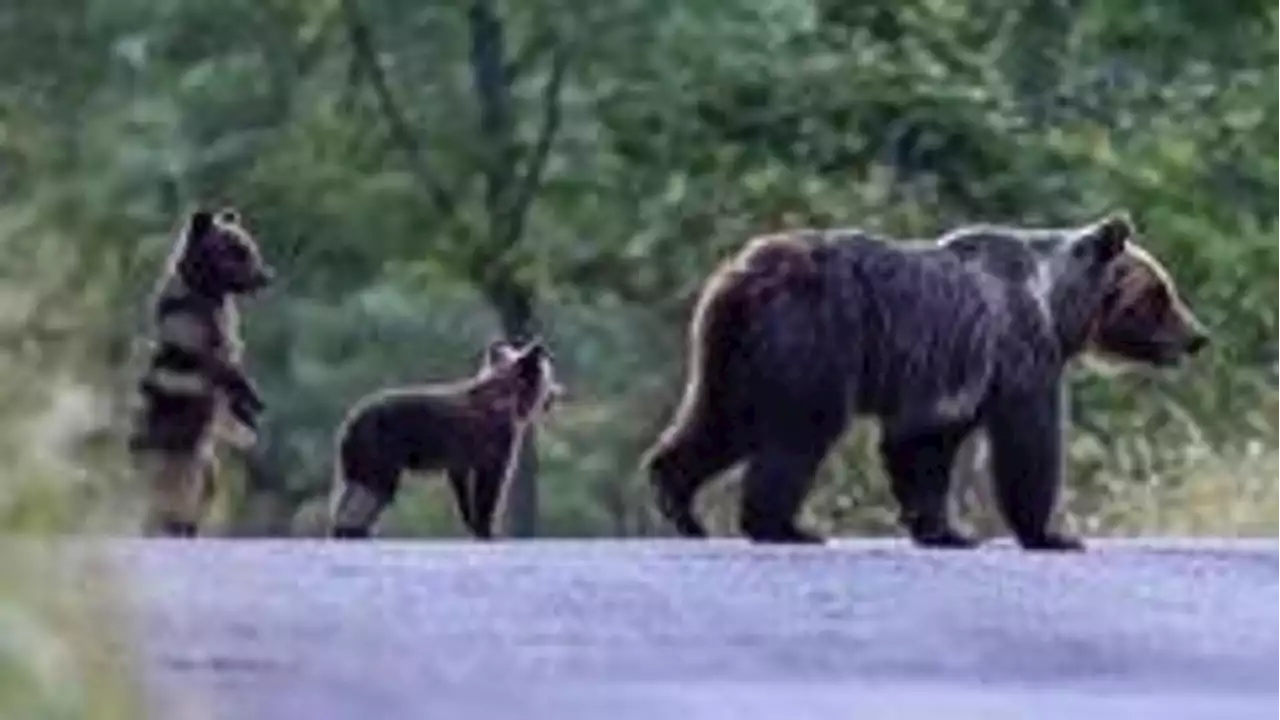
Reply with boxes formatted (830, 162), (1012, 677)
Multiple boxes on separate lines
(329, 338), (563, 540)
(128, 207), (274, 537)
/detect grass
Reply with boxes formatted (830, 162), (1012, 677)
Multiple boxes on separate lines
(0, 377), (145, 720)
(1092, 445), (1280, 537)
(0, 545), (143, 720)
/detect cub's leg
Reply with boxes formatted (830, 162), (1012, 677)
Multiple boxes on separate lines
(986, 386), (1084, 552)
(879, 423), (979, 549)
(329, 477), (396, 540)
(139, 450), (210, 538)
(446, 467), (477, 535)
(330, 422), (401, 539)
(193, 453), (219, 531)
(466, 456), (514, 541)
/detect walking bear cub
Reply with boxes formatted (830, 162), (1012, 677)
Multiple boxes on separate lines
(645, 212), (1208, 551)
(329, 337), (564, 539)
(128, 207), (274, 537)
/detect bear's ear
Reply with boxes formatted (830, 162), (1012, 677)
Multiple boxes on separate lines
(1082, 211), (1133, 264)
(514, 340), (549, 378)
(482, 338), (517, 369)
(217, 207), (241, 226)
(520, 338), (547, 362)
(187, 209), (215, 242)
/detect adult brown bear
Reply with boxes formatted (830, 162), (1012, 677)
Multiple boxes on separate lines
(644, 213), (1208, 550)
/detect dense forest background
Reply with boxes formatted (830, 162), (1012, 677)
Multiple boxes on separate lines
(0, 0), (1275, 544)
(0, 0), (1274, 711)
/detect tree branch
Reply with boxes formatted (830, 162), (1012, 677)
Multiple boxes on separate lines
(499, 41), (570, 252)
(468, 0), (516, 218)
(505, 26), (557, 82)
(340, 0), (457, 219)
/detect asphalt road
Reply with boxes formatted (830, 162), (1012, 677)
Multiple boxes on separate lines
(110, 538), (1278, 720)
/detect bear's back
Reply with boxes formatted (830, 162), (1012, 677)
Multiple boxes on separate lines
(341, 388), (468, 466)
(801, 232), (1008, 428)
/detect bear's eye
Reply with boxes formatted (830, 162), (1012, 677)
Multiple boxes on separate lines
(1150, 289), (1172, 314)
(1134, 287), (1170, 320)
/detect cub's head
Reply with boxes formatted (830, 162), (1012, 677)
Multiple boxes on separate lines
(480, 337), (564, 420)
(173, 208), (274, 297)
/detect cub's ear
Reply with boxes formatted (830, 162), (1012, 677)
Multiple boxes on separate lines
(482, 338), (517, 369)
(187, 209), (215, 241)
(217, 207), (241, 225)
(522, 336), (547, 358)
(1083, 211), (1133, 264)
(514, 340), (549, 377)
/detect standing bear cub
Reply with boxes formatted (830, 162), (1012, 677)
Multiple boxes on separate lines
(644, 212), (1208, 550)
(128, 207), (274, 538)
(329, 337), (563, 540)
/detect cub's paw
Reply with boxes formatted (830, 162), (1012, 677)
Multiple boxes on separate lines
(216, 412), (259, 451)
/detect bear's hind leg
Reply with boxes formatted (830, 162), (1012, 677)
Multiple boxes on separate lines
(738, 443), (831, 545)
(328, 477), (395, 540)
(987, 387), (1084, 552)
(447, 467), (477, 535)
(880, 424), (979, 549)
(646, 423), (745, 539)
(139, 450), (209, 538)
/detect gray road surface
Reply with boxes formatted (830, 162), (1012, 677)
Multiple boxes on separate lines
(109, 538), (1278, 720)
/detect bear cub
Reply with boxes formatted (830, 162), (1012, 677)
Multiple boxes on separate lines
(128, 207), (275, 537)
(329, 337), (564, 540)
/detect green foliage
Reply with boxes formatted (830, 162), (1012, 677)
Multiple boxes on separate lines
(0, 281), (143, 717)
(0, 3), (1272, 711)
(0, 0), (1274, 545)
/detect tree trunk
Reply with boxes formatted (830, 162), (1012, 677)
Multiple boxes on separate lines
(487, 275), (540, 538)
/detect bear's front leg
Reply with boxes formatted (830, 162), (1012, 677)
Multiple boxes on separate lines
(986, 384), (1085, 553)
(879, 423), (980, 549)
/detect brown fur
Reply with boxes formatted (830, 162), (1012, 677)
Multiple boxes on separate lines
(1086, 243), (1208, 367)
(645, 213), (1209, 549)
(128, 207), (274, 537)
(328, 338), (563, 540)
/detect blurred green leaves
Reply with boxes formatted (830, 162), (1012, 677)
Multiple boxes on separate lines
(0, 0), (1274, 538)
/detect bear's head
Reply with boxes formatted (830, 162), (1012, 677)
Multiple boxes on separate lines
(1085, 239), (1210, 368)
(938, 211), (1209, 368)
(480, 337), (565, 419)
(173, 208), (274, 298)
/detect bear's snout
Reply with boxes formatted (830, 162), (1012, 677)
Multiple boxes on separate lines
(1186, 332), (1209, 356)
